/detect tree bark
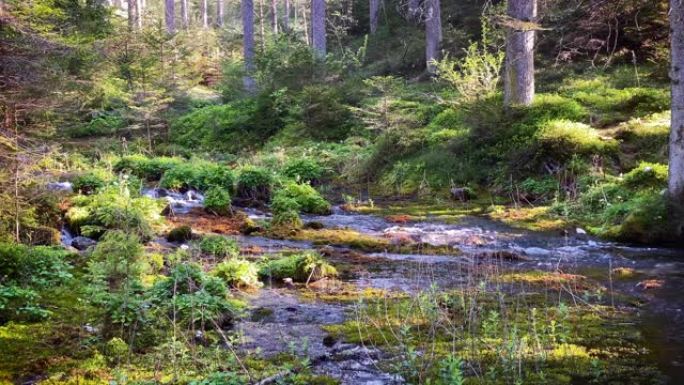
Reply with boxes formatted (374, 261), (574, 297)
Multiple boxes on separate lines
(180, 0), (188, 29)
(302, 1), (309, 45)
(259, 0), (266, 49)
(669, 0), (684, 233)
(136, 0), (143, 28)
(424, 0), (441, 74)
(165, 0), (175, 34)
(369, 0), (380, 33)
(504, 0), (536, 107)
(271, 0), (278, 33)
(201, 0), (209, 29)
(217, 0), (224, 27)
(127, 0), (139, 31)
(283, 0), (290, 31)
(311, 0), (326, 56)
(242, 0), (257, 91)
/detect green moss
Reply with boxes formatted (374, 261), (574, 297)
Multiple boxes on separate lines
(258, 252), (337, 282)
(167, 225), (193, 242)
(197, 235), (239, 259)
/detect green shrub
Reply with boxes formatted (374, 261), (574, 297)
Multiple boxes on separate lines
(66, 113), (126, 138)
(236, 166), (274, 202)
(167, 225), (193, 242)
(204, 187), (232, 216)
(282, 158), (326, 184)
(0, 243), (73, 322)
(115, 155), (184, 181)
(212, 259), (262, 289)
(603, 191), (670, 243)
(273, 182), (331, 215)
(160, 161), (235, 192)
(622, 162), (668, 189)
(258, 252), (337, 282)
(65, 186), (164, 240)
(270, 194), (303, 229)
(72, 171), (110, 195)
(198, 235), (239, 259)
(150, 262), (243, 327)
(293, 85), (357, 141)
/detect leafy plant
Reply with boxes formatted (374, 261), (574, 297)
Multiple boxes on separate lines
(198, 235), (239, 259)
(204, 186), (233, 216)
(0, 243), (73, 322)
(236, 166), (274, 202)
(273, 182), (331, 215)
(212, 259), (262, 289)
(282, 158), (326, 184)
(259, 252), (337, 283)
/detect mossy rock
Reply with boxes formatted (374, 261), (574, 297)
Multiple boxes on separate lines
(167, 225), (193, 242)
(20, 226), (61, 246)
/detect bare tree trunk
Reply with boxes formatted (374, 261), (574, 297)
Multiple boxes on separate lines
(311, 0), (326, 56)
(165, 0), (176, 34)
(369, 0), (379, 33)
(127, 0), (139, 30)
(301, 1), (309, 45)
(217, 0), (224, 27)
(283, 0), (290, 31)
(243, 0), (257, 91)
(670, 0), (684, 235)
(424, 0), (440, 73)
(201, 0), (209, 29)
(259, 0), (266, 50)
(271, 0), (278, 33)
(504, 0), (536, 107)
(180, 0), (188, 29)
(136, 0), (143, 28)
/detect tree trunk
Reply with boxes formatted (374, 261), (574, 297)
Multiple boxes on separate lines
(180, 0), (188, 29)
(301, 1), (309, 45)
(504, 0), (536, 107)
(259, 0), (266, 49)
(165, 0), (175, 34)
(127, 0), (138, 30)
(242, 0), (256, 91)
(670, 0), (684, 234)
(136, 0), (143, 28)
(369, 0), (379, 33)
(424, 0), (440, 73)
(217, 0), (224, 27)
(271, 0), (278, 33)
(201, 0), (209, 29)
(283, 0), (290, 31)
(311, 0), (326, 56)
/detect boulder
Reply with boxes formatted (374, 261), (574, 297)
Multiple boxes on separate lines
(71, 236), (97, 250)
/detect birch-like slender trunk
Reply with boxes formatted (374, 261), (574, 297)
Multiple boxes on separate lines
(504, 0), (536, 106)
(369, 0), (380, 33)
(424, 0), (441, 73)
(217, 0), (224, 27)
(180, 0), (188, 29)
(165, 0), (175, 34)
(201, 0), (209, 29)
(136, 0), (143, 28)
(669, 0), (684, 234)
(259, 0), (266, 49)
(311, 0), (326, 56)
(243, 0), (256, 91)
(271, 0), (278, 33)
(283, 0), (290, 31)
(302, 1), (309, 45)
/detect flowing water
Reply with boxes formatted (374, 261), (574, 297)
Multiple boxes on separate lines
(65, 189), (684, 383)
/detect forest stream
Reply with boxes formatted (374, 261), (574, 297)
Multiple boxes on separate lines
(58, 186), (684, 384)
